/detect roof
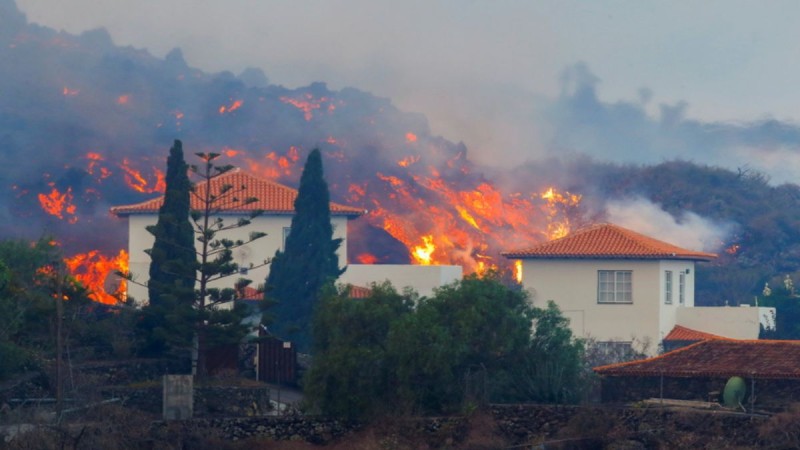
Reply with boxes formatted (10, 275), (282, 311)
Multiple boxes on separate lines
(240, 286), (262, 300)
(594, 339), (800, 379)
(502, 223), (717, 261)
(110, 169), (365, 217)
(663, 325), (724, 342)
(346, 285), (372, 299)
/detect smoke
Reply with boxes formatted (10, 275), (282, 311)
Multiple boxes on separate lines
(535, 63), (800, 183)
(605, 196), (735, 253)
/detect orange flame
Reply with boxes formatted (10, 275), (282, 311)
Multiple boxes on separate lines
(62, 87), (79, 96)
(514, 260), (523, 284)
(356, 253), (378, 264)
(219, 99), (243, 114)
(279, 94), (335, 121)
(38, 184), (78, 223)
(412, 235), (436, 265)
(405, 132), (417, 143)
(64, 249), (128, 305)
(119, 158), (166, 193)
(116, 94), (130, 105)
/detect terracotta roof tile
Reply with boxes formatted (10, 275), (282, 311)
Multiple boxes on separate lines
(594, 339), (800, 379)
(110, 169), (365, 217)
(502, 223), (716, 261)
(346, 285), (372, 299)
(664, 325), (724, 342)
(240, 286), (262, 300)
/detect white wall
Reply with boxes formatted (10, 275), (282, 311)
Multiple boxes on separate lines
(656, 260), (696, 344)
(340, 264), (463, 298)
(676, 306), (774, 339)
(126, 213), (349, 306)
(521, 258), (693, 352)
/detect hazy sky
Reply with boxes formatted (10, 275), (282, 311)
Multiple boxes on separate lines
(14, 0), (800, 170)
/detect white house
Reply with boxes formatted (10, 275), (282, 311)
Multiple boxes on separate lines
(110, 168), (365, 304)
(502, 223), (735, 354)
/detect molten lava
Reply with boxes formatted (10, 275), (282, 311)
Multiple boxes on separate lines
(64, 249), (128, 305)
(219, 99), (243, 114)
(38, 184), (78, 223)
(120, 158), (166, 193)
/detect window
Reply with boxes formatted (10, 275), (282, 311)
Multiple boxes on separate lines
(282, 227), (291, 250)
(679, 272), (686, 305)
(665, 270), (673, 305)
(598, 270), (632, 304)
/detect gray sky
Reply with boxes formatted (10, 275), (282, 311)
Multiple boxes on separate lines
(15, 0), (800, 171)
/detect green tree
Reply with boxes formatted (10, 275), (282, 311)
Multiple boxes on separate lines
(303, 283), (414, 418)
(388, 273), (537, 413)
(138, 140), (197, 358)
(189, 152), (267, 377)
(265, 149), (344, 352)
(303, 273), (586, 419)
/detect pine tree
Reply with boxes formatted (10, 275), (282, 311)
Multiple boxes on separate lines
(138, 140), (196, 358)
(190, 152), (267, 377)
(265, 149), (344, 352)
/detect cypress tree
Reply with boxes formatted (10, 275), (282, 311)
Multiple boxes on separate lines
(138, 140), (196, 358)
(266, 149), (344, 352)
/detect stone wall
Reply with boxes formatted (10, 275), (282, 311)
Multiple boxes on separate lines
(107, 386), (271, 418)
(599, 375), (800, 411)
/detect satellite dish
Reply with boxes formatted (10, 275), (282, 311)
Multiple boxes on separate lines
(722, 376), (746, 410)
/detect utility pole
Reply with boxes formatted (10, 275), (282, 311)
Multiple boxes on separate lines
(55, 262), (64, 423)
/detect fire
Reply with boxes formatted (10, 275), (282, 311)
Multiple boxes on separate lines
(116, 94), (130, 105)
(218, 99), (243, 114)
(279, 94), (336, 121)
(63, 249), (128, 305)
(541, 187), (581, 240)
(62, 87), (79, 96)
(223, 147), (241, 158)
(356, 253), (378, 264)
(726, 244), (740, 255)
(405, 132), (418, 143)
(120, 158), (166, 193)
(398, 155), (420, 167)
(38, 184), (78, 223)
(85, 152), (112, 180)
(514, 260), (523, 284)
(412, 235), (436, 265)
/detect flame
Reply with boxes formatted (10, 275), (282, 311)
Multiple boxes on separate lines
(726, 244), (740, 255)
(119, 158), (166, 193)
(398, 155), (420, 167)
(63, 249), (128, 305)
(412, 235), (436, 265)
(514, 260), (523, 284)
(219, 99), (243, 114)
(279, 94), (336, 121)
(85, 152), (112, 180)
(540, 187), (581, 240)
(116, 94), (130, 105)
(405, 132), (418, 143)
(356, 253), (378, 264)
(38, 184), (78, 223)
(62, 87), (79, 96)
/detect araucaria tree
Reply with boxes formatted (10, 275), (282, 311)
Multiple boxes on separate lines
(265, 149), (344, 352)
(189, 152), (267, 376)
(138, 141), (267, 376)
(138, 140), (196, 358)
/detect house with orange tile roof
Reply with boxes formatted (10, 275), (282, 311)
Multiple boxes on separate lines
(593, 338), (800, 409)
(502, 223), (772, 355)
(111, 168), (365, 304)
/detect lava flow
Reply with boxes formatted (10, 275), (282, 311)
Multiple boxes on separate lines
(63, 249), (129, 305)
